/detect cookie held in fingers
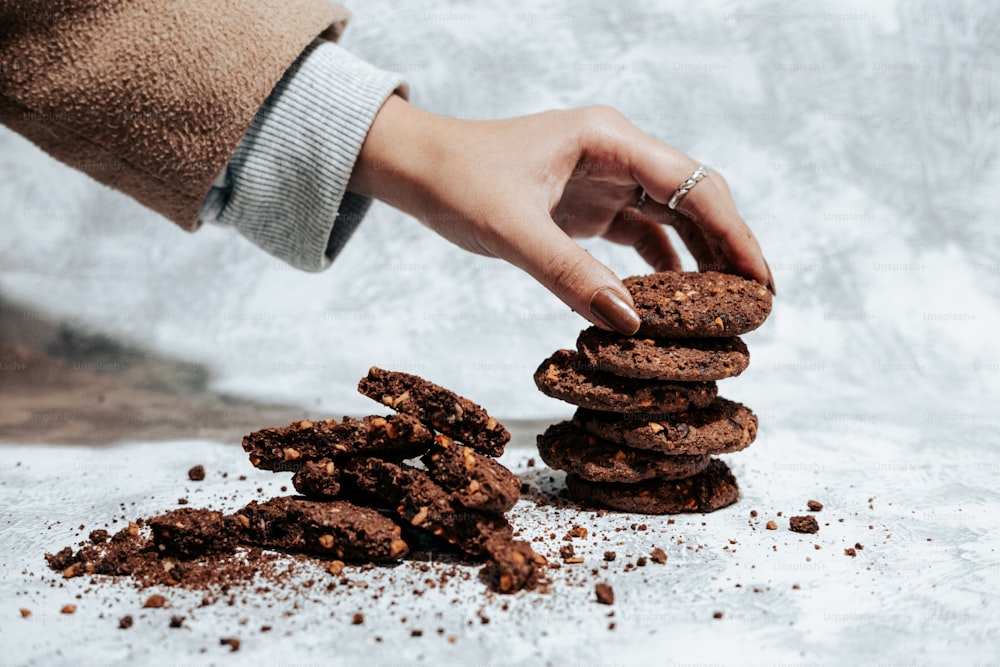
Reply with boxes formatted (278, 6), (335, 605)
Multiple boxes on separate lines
(235, 497), (408, 562)
(242, 414), (432, 471)
(421, 435), (521, 513)
(565, 458), (740, 515)
(533, 349), (717, 414)
(576, 327), (750, 381)
(573, 398), (758, 455)
(536, 421), (711, 483)
(624, 271), (772, 338)
(358, 367), (510, 456)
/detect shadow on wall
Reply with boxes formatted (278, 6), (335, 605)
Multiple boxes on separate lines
(0, 294), (310, 445)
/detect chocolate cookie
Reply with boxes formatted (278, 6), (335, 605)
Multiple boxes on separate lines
(421, 435), (520, 513)
(533, 349), (717, 414)
(340, 457), (512, 556)
(148, 508), (240, 559)
(242, 414), (433, 471)
(536, 421), (712, 483)
(565, 458), (739, 515)
(358, 367), (510, 456)
(235, 497), (408, 562)
(624, 271), (772, 338)
(574, 398), (758, 455)
(291, 459), (340, 498)
(576, 327), (750, 381)
(482, 533), (547, 594)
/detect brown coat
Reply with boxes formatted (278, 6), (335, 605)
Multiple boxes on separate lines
(0, 0), (349, 230)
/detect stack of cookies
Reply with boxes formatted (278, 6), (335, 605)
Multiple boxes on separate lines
(533, 271), (772, 515)
(207, 367), (545, 593)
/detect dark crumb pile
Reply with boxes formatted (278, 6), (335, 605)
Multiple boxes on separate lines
(44, 366), (547, 607)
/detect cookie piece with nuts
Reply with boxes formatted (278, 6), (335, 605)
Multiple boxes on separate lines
(482, 533), (547, 594)
(576, 326), (750, 381)
(148, 508), (240, 559)
(358, 367), (510, 457)
(536, 421), (711, 483)
(421, 435), (521, 513)
(241, 414), (433, 471)
(235, 497), (408, 562)
(291, 459), (341, 499)
(573, 398), (758, 455)
(533, 349), (717, 414)
(624, 271), (772, 338)
(565, 458), (740, 515)
(340, 457), (512, 556)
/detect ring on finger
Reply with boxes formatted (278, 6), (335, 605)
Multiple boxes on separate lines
(667, 165), (709, 210)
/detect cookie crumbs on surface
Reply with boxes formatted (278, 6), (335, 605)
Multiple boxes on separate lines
(595, 582), (614, 605)
(187, 465), (205, 481)
(119, 615), (133, 629)
(650, 548), (667, 564)
(61, 604), (76, 614)
(603, 551), (616, 562)
(855, 542), (864, 550)
(750, 510), (758, 517)
(789, 515), (819, 534)
(636, 556), (647, 567)
(765, 521), (777, 530)
(845, 548), (857, 557)
(19, 608), (31, 618)
(807, 499), (823, 511)
(352, 613), (365, 625)
(169, 615), (184, 628)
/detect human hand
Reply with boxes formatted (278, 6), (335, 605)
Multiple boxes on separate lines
(348, 96), (775, 335)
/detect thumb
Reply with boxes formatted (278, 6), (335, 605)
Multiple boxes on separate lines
(505, 214), (641, 335)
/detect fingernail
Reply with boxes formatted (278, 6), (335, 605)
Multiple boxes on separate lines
(764, 258), (777, 296)
(590, 288), (641, 335)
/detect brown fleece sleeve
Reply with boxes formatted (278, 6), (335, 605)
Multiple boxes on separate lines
(0, 0), (350, 230)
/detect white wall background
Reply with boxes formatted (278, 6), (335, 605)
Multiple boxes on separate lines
(2, 0), (998, 420)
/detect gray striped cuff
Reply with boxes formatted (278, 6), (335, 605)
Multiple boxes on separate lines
(201, 39), (407, 271)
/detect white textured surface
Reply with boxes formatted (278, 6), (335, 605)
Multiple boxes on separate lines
(2, 412), (1000, 666)
(2, 0), (1000, 664)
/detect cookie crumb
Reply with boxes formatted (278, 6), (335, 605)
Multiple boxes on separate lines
(789, 515), (819, 534)
(750, 510), (758, 518)
(603, 551), (616, 562)
(595, 582), (615, 605)
(119, 615), (133, 629)
(807, 499), (823, 511)
(220, 638), (240, 652)
(713, 611), (723, 619)
(143, 594), (166, 608)
(650, 548), (667, 564)
(187, 465), (206, 481)
(636, 556), (647, 567)
(352, 613), (365, 625)
(61, 604), (76, 614)
(855, 542), (864, 550)
(169, 615), (184, 628)
(765, 521), (777, 530)
(844, 547), (857, 557)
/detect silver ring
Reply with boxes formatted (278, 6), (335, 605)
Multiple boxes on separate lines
(667, 165), (709, 210)
(634, 189), (648, 210)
